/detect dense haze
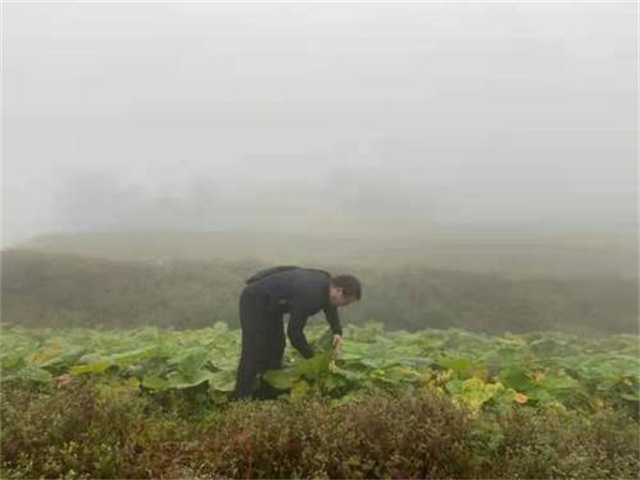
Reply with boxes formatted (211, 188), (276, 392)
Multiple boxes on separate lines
(2, 2), (637, 246)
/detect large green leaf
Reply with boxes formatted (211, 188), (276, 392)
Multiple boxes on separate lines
(448, 377), (504, 413)
(142, 375), (171, 390)
(71, 361), (112, 375)
(294, 352), (332, 379)
(107, 347), (159, 368)
(209, 369), (236, 392)
(2, 366), (53, 384)
(263, 368), (298, 390)
(170, 346), (210, 379)
(166, 369), (215, 389)
(498, 366), (535, 393)
(438, 357), (475, 378)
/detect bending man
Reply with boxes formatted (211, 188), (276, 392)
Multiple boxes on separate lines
(233, 266), (362, 400)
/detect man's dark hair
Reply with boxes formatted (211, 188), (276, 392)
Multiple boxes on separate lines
(331, 274), (362, 300)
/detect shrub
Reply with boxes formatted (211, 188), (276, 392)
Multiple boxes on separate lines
(2, 382), (639, 479)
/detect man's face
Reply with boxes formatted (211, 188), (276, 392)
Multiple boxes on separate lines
(329, 286), (357, 307)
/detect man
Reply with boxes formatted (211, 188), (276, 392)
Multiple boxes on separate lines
(233, 266), (362, 400)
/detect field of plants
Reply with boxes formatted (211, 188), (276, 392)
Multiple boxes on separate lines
(2, 323), (639, 478)
(2, 323), (639, 415)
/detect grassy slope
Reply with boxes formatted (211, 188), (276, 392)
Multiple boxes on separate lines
(2, 246), (637, 334)
(19, 229), (637, 279)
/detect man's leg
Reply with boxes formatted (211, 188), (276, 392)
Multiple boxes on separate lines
(234, 289), (268, 400)
(234, 329), (258, 400)
(267, 314), (286, 370)
(253, 314), (285, 400)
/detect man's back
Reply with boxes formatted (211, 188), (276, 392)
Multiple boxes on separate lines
(246, 267), (332, 315)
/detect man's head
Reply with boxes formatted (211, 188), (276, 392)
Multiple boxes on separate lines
(329, 274), (362, 307)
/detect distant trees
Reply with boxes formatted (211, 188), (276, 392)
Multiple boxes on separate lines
(3, 250), (637, 335)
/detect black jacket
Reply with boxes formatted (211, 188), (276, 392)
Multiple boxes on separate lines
(245, 266), (342, 358)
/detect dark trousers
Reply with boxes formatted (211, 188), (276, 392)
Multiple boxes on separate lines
(234, 287), (285, 400)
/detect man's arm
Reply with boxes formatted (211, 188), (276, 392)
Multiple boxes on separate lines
(323, 305), (343, 336)
(287, 308), (314, 358)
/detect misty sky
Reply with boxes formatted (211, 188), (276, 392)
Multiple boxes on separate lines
(2, 2), (637, 245)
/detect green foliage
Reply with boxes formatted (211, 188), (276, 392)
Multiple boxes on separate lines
(2, 324), (638, 418)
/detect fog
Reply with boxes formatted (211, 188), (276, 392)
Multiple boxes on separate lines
(2, 2), (637, 246)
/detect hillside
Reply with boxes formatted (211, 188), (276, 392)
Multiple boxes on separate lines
(2, 248), (637, 334)
(19, 229), (637, 279)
